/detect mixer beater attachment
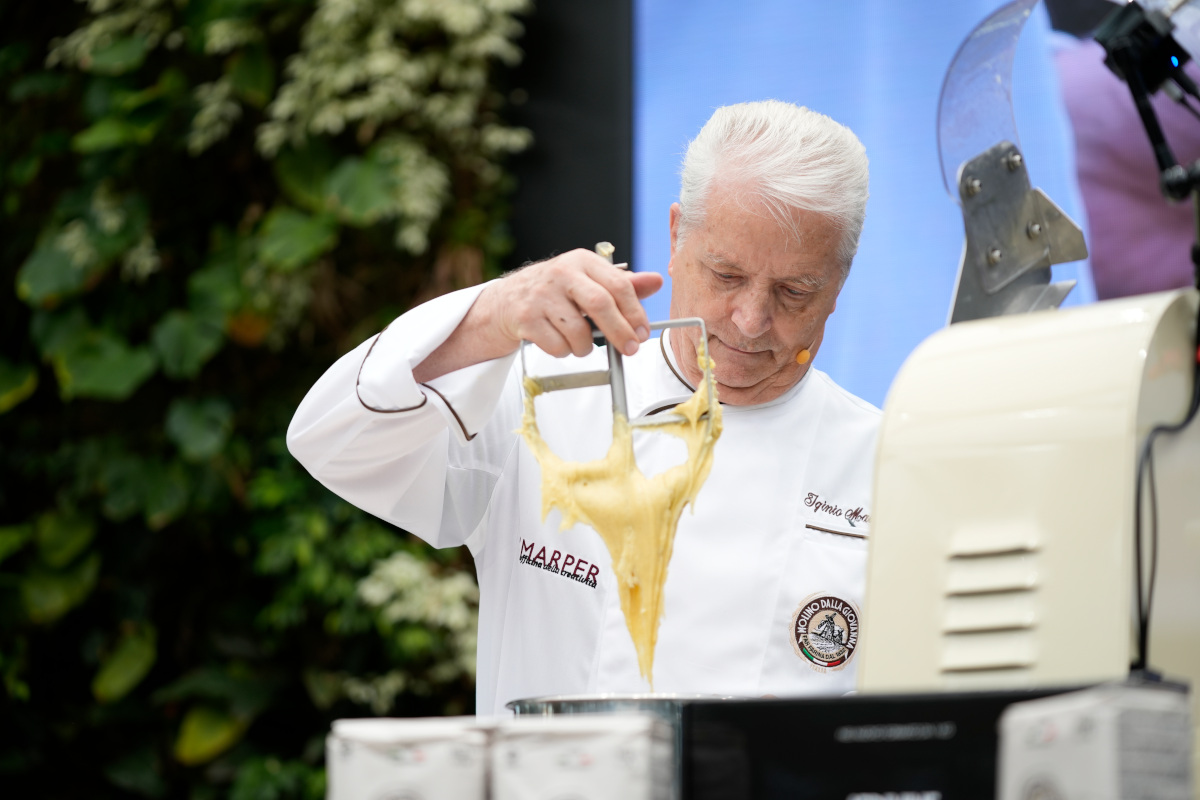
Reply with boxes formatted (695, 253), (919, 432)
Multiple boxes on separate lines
(519, 242), (716, 434)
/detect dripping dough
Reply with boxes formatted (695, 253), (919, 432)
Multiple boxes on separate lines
(519, 345), (723, 685)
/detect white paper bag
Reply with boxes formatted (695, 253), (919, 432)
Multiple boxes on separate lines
(326, 716), (491, 800)
(492, 714), (674, 800)
(998, 684), (1192, 800)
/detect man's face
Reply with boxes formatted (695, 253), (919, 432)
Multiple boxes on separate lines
(667, 191), (845, 406)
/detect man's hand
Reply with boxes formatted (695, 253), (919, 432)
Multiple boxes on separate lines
(413, 249), (663, 383)
(491, 249), (662, 358)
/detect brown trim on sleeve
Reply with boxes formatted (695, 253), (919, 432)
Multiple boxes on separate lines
(355, 325), (429, 414)
(420, 382), (478, 442)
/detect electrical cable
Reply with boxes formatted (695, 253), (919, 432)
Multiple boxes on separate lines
(1132, 361), (1200, 671)
(1130, 185), (1200, 674)
(1094, 0), (1200, 675)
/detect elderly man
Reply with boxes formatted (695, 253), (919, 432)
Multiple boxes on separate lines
(288, 100), (879, 715)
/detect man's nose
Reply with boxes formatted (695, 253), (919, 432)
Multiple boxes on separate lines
(729, 289), (772, 339)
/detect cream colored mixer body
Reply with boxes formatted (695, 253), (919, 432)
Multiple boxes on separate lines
(860, 288), (1200, 783)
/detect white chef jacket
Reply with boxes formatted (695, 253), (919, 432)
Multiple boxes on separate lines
(287, 283), (881, 715)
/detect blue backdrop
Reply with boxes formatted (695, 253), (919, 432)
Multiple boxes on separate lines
(633, 1), (1096, 409)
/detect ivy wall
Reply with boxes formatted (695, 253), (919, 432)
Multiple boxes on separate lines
(0, 0), (529, 795)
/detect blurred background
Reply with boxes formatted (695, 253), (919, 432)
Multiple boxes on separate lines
(2, 0), (1194, 796)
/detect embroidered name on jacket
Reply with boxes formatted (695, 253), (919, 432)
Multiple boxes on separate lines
(518, 538), (599, 588)
(804, 492), (870, 527)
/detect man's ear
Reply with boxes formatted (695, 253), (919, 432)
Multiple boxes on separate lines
(668, 203), (682, 258)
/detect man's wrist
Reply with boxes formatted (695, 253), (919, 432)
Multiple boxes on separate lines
(412, 281), (518, 383)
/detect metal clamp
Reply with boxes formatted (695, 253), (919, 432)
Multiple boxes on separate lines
(949, 141), (1087, 324)
(521, 317), (716, 435)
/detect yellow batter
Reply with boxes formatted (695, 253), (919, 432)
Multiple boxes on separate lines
(519, 346), (723, 684)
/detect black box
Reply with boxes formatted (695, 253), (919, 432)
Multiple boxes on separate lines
(682, 687), (1081, 800)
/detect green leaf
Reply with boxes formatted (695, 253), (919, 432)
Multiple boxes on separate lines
(93, 626), (157, 703)
(273, 140), (338, 213)
(227, 46), (274, 108)
(8, 154), (41, 187)
(116, 69), (187, 114)
(72, 117), (153, 152)
(91, 196), (150, 261)
(34, 130), (72, 156)
(16, 244), (86, 305)
(152, 311), (224, 379)
(32, 306), (90, 357)
(165, 398), (233, 461)
(19, 196), (147, 304)
(35, 512), (95, 568)
(51, 330), (157, 401)
(397, 625), (435, 657)
(301, 670), (342, 710)
(156, 68), (188, 100)
(8, 72), (70, 102)
(246, 468), (307, 510)
(0, 524), (33, 567)
(173, 706), (249, 766)
(143, 463), (189, 530)
(100, 455), (151, 521)
(0, 359), (38, 413)
(82, 76), (123, 121)
(189, 251), (244, 317)
(231, 757), (320, 800)
(326, 157), (394, 227)
(185, 0), (262, 26)
(1, 636), (31, 701)
(21, 552), (101, 624)
(105, 745), (167, 798)
(257, 207), (338, 271)
(155, 665), (276, 717)
(87, 36), (148, 76)
(0, 43), (31, 78)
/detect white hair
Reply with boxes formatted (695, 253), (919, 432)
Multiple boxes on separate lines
(677, 100), (870, 277)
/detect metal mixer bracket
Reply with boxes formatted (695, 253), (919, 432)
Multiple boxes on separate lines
(520, 317), (716, 434)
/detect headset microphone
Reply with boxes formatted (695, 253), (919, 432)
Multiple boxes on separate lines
(796, 338), (817, 366)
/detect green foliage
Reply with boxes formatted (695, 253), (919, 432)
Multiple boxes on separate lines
(0, 524), (34, 565)
(0, 0), (527, 794)
(165, 397), (233, 460)
(92, 624), (157, 703)
(151, 311), (224, 378)
(231, 756), (325, 800)
(0, 358), (38, 413)
(104, 745), (168, 798)
(21, 551), (102, 624)
(174, 705), (252, 765)
(52, 329), (159, 400)
(35, 511), (96, 568)
(257, 207), (339, 271)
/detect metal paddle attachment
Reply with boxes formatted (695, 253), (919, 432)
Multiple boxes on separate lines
(519, 243), (716, 433)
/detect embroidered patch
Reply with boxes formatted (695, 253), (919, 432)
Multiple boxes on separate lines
(790, 592), (861, 672)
